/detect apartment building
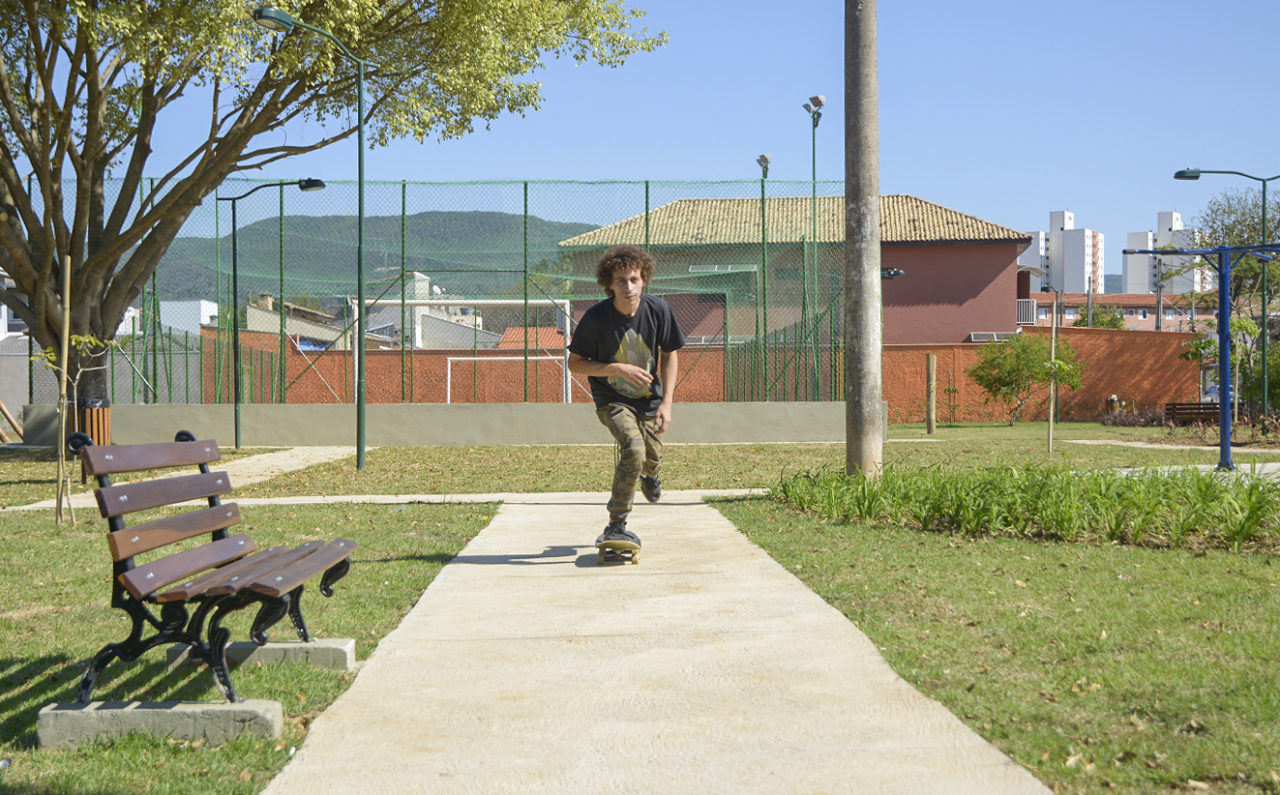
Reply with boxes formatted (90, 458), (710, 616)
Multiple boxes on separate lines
(1122, 211), (1207, 294)
(1017, 210), (1103, 294)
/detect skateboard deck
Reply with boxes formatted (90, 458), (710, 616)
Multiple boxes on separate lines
(596, 539), (640, 565)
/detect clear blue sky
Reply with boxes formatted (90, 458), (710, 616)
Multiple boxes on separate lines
(164, 0), (1280, 276)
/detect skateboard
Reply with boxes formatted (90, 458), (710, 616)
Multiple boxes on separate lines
(596, 539), (640, 565)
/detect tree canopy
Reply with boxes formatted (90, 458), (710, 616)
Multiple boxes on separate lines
(1071, 304), (1125, 330)
(0, 1), (665, 393)
(966, 332), (1083, 425)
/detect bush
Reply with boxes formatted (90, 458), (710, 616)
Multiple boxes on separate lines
(1100, 409), (1165, 427)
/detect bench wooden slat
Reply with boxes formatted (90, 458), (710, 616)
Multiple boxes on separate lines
(106, 503), (242, 561)
(1165, 402), (1220, 425)
(95, 471), (232, 518)
(82, 440), (220, 476)
(250, 538), (357, 598)
(118, 533), (257, 600)
(155, 544), (294, 602)
(202, 540), (328, 598)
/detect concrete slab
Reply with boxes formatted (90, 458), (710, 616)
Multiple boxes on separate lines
(38, 700), (281, 749)
(263, 493), (1049, 794)
(165, 639), (357, 672)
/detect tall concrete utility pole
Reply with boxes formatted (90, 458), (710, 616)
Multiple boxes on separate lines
(844, 0), (884, 476)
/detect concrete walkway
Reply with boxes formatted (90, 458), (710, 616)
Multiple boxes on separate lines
(263, 491), (1048, 794)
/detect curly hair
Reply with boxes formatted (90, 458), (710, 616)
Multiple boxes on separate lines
(595, 244), (655, 297)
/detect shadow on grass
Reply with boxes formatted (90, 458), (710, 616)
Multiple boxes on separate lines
(0, 653), (225, 750)
(0, 654), (80, 749)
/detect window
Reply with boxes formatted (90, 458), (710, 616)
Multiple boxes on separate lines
(1064, 308), (1076, 319)
(1037, 308), (1048, 320)
(1139, 310), (1149, 319)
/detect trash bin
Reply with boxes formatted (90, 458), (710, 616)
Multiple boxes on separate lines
(75, 397), (112, 447)
(1105, 394), (1120, 416)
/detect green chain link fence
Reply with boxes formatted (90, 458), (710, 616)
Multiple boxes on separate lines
(22, 178), (848, 407)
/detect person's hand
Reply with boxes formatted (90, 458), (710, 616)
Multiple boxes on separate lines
(613, 363), (653, 389)
(654, 402), (672, 434)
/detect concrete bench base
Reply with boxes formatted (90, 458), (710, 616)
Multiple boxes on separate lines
(165, 639), (357, 672)
(38, 700), (282, 749)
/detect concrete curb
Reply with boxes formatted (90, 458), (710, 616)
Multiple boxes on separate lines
(38, 700), (282, 749)
(165, 639), (357, 672)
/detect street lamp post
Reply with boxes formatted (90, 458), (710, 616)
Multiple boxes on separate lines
(1175, 167), (1280, 416)
(217, 178), (326, 449)
(254, 6), (377, 469)
(757, 154), (770, 401)
(803, 94), (825, 400)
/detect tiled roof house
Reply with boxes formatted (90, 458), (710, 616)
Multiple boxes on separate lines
(557, 195), (1034, 344)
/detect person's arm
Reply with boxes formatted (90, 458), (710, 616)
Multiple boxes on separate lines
(654, 348), (679, 433)
(567, 351), (653, 389)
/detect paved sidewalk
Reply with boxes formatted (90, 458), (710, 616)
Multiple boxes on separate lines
(263, 491), (1048, 794)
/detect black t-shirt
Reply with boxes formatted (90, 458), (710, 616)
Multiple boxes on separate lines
(569, 293), (686, 414)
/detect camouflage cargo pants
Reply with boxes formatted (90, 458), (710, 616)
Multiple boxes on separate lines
(595, 403), (662, 523)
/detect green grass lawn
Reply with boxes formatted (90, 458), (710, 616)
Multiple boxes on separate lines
(0, 422), (1277, 793)
(230, 422), (1280, 499)
(716, 497), (1280, 794)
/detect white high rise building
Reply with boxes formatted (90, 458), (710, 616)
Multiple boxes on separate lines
(1122, 211), (1207, 294)
(1018, 211), (1103, 293)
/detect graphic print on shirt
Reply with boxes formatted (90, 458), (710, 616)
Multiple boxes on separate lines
(607, 329), (654, 399)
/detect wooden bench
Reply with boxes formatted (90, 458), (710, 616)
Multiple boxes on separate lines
(70, 430), (356, 704)
(1164, 402), (1221, 425)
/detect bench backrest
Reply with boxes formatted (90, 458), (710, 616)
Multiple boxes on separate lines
(80, 436), (254, 601)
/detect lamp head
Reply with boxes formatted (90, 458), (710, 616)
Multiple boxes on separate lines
(253, 7), (295, 33)
(1174, 168), (1201, 181)
(298, 178), (325, 191)
(802, 102), (812, 113)
(756, 154), (770, 178)
(809, 94), (826, 110)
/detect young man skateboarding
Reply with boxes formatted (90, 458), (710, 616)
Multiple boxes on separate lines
(568, 244), (686, 550)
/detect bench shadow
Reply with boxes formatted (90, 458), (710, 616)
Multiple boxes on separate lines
(0, 654), (81, 749)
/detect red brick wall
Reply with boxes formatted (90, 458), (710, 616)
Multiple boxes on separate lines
(202, 327), (1197, 422)
(880, 327), (1199, 423)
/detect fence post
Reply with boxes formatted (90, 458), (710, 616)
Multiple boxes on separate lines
(523, 181), (529, 402)
(926, 353), (936, 434)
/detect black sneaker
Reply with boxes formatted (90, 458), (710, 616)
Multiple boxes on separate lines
(640, 475), (662, 503)
(596, 521), (641, 548)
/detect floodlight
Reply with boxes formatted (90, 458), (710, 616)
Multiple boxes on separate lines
(253, 7), (295, 33)
(809, 94), (825, 109)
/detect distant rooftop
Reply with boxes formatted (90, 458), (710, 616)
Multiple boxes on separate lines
(558, 195), (1031, 249)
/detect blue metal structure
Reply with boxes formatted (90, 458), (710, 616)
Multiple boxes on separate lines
(1123, 242), (1280, 470)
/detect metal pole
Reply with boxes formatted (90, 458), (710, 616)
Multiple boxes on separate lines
(844, 0), (883, 476)
(523, 181), (530, 402)
(356, 59), (367, 469)
(230, 200), (242, 449)
(760, 175), (770, 400)
(1218, 251), (1234, 470)
(1262, 180), (1269, 416)
(278, 184), (287, 403)
(810, 115), (820, 400)
(401, 181), (408, 403)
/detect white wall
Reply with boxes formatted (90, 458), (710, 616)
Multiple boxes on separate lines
(1124, 231), (1154, 293)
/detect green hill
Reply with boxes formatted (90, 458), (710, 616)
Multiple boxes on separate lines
(153, 210), (595, 302)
